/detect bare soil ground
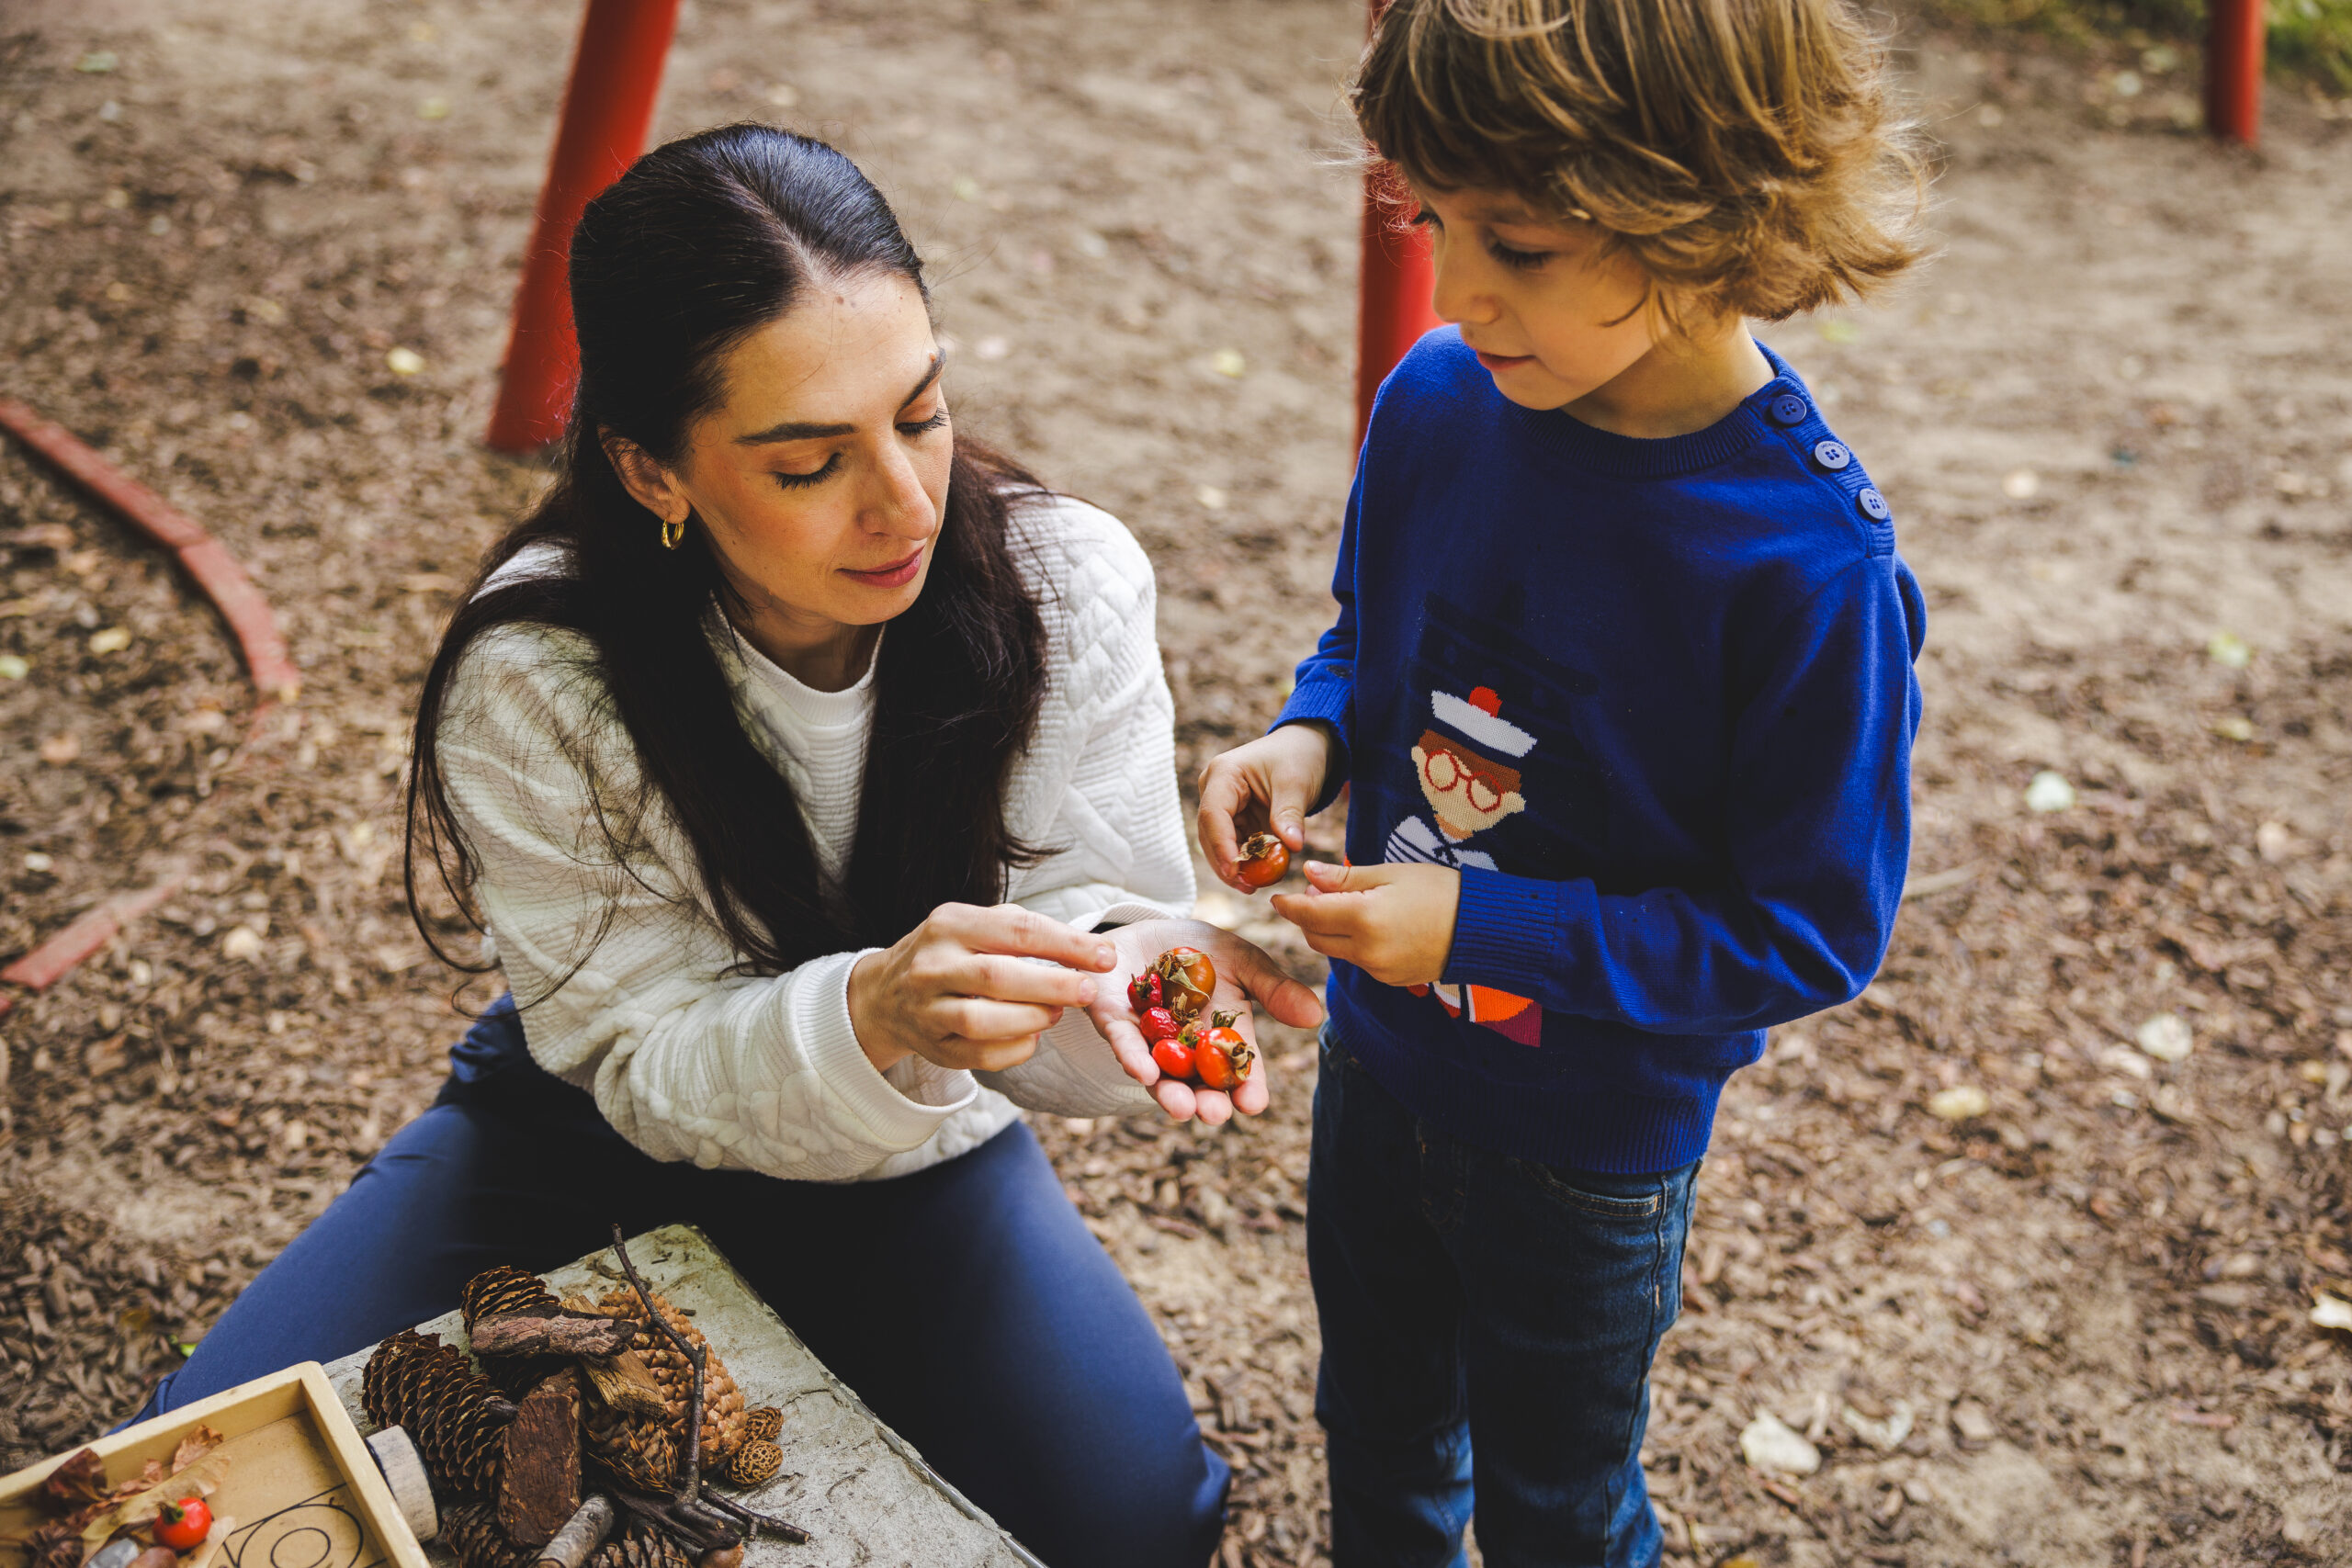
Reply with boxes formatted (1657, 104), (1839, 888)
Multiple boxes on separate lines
(3, 2), (2351, 1562)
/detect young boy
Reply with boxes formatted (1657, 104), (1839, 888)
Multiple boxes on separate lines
(1195, 2), (1926, 1562)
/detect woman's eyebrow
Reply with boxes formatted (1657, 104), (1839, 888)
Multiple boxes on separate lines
(734, 354), (946, 446)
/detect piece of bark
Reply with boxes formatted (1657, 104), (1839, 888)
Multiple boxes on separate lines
(534, 1495), (615, 1568)
(470, 1315), (633, 1359)
(495, 1370), (582, 1550)
(579, 1350), (666, 1420)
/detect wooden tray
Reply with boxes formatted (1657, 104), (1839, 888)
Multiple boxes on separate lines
(0, 1363), (429, 1568)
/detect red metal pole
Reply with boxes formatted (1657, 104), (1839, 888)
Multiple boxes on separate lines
(2205, 0), (2264, 146)
(486, 0), (683, 453)
(1356, 0), (1442, 446)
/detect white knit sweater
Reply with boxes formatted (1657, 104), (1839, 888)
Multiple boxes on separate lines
(438, 495), (1193, 1181)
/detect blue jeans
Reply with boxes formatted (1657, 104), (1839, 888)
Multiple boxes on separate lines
(139, 998), (1227, 1568)
(1308, 1032), (1698, 1568)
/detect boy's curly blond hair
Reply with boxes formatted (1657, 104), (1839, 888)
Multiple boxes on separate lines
(1354, 0), (1926, 325)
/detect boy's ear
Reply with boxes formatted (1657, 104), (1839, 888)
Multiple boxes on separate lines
(602, 431), (688, 524)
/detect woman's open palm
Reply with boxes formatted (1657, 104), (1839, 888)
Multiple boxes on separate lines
(1087, 918), (1324, 1124)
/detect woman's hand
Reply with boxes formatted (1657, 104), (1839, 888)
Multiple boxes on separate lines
(847, 903), (1117, 1077)
(1087, 918), (1325, 1125)
(1195, 722), (1338, 895)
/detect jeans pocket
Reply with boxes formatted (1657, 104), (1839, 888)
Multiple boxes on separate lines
(1317, 1029), (1370, 1079)
(1509, 1159), (1663, 1221)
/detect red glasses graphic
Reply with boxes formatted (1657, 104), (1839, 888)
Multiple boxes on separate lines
(1422, 747), (1508, 813)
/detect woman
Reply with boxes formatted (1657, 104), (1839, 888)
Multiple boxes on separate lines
(140, 125), (1321, 1567)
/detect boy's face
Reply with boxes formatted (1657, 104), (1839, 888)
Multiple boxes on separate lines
(1410, 184), (1659, 412)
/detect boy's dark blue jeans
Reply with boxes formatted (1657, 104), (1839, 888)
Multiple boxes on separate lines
(1309, 1032), (1698, 1568)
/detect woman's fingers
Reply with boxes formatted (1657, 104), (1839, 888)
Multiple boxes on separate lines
(950, 903), (1118, 973)
(1090, 1001), (1162, 1088)
(941, 998), (1064, 1043)
(1214, 929), (1328, 1030)
(1191, 1087), (1234, 1126)
(1229, 1063), (1271, 1117)
(1151, 1076), (1200, 1122)
(951, 951), (1101, 1010)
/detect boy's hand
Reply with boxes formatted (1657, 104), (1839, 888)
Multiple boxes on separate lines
(1195, 722), (1338, 894)
(1272, 861), (1459, 987)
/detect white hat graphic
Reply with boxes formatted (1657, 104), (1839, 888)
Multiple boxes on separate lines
(1430, 685), (1534, 759)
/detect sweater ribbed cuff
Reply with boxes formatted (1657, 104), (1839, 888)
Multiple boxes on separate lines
(797, 949), (978, 1148)
(1443, 867), (1566, 998)
(1272, 678), (1353, 816)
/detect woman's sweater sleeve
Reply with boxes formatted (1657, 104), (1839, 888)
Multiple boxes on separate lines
(438, 628), (978, 1181)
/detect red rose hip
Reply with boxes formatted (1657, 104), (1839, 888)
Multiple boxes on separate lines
(1151, 1036), (1197, 1080)
(1237, 832), (1290, 888)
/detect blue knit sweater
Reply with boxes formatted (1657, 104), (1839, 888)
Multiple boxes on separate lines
(1275, 330), (1926, 1174)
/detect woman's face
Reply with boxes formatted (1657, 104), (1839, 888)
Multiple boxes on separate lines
(614, 270), (953, 643)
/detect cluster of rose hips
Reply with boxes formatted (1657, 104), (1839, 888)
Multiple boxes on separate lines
(1127, 945), (1255, 1090)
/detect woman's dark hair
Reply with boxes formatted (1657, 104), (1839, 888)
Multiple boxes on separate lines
(405, 124), (1049, 979)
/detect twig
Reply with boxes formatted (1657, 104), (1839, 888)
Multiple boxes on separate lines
(608, 1224), (706, 1502)
(696, 1488), (810, 1547)
(534, 1496), (616, 1568)
(606, 1491), (740, 1554)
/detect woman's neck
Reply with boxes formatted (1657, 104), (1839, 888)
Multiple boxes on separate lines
(729, 601), (881, 692)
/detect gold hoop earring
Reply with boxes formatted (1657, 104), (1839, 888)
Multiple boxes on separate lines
(660, 513), (685, 550)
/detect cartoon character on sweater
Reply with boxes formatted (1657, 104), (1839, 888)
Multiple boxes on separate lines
(1385, 684), (1544, 1046)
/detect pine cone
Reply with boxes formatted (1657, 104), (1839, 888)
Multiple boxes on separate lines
(582, 1403), (676, 1495)
(438, 1503), (531, 1568)
(462, 1264), (570, 1397)
(581, 1290), (747, 1484)
(586, 1523), (694, 1568)
(360, 1329), (507, 1497)
(726, 1439), (781, 1489)
(462, 1265), (561, 1333)
(742, 1407), (782, 1443)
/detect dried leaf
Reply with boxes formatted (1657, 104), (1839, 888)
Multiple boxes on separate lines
(40, 1450), (108, 1513)
(169, 1426), (228, 1475)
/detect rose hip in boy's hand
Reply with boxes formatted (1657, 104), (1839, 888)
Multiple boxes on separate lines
(1237, 832), (1291, 888)
(1195, 721), (1337, 893)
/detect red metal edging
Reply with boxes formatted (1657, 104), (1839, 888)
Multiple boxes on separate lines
(2206, 0), (2265, 145)
(485, 0), (684, 453)
(1355, 0), (1442, 446)
(0, 878), (186, 1018)
(0, 398), (300, 704)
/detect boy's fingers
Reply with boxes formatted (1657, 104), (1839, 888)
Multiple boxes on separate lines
(1303, 860), (1391, 892)
(1271, 888), (1366, 936)
(1193, 765), (1251, 881)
